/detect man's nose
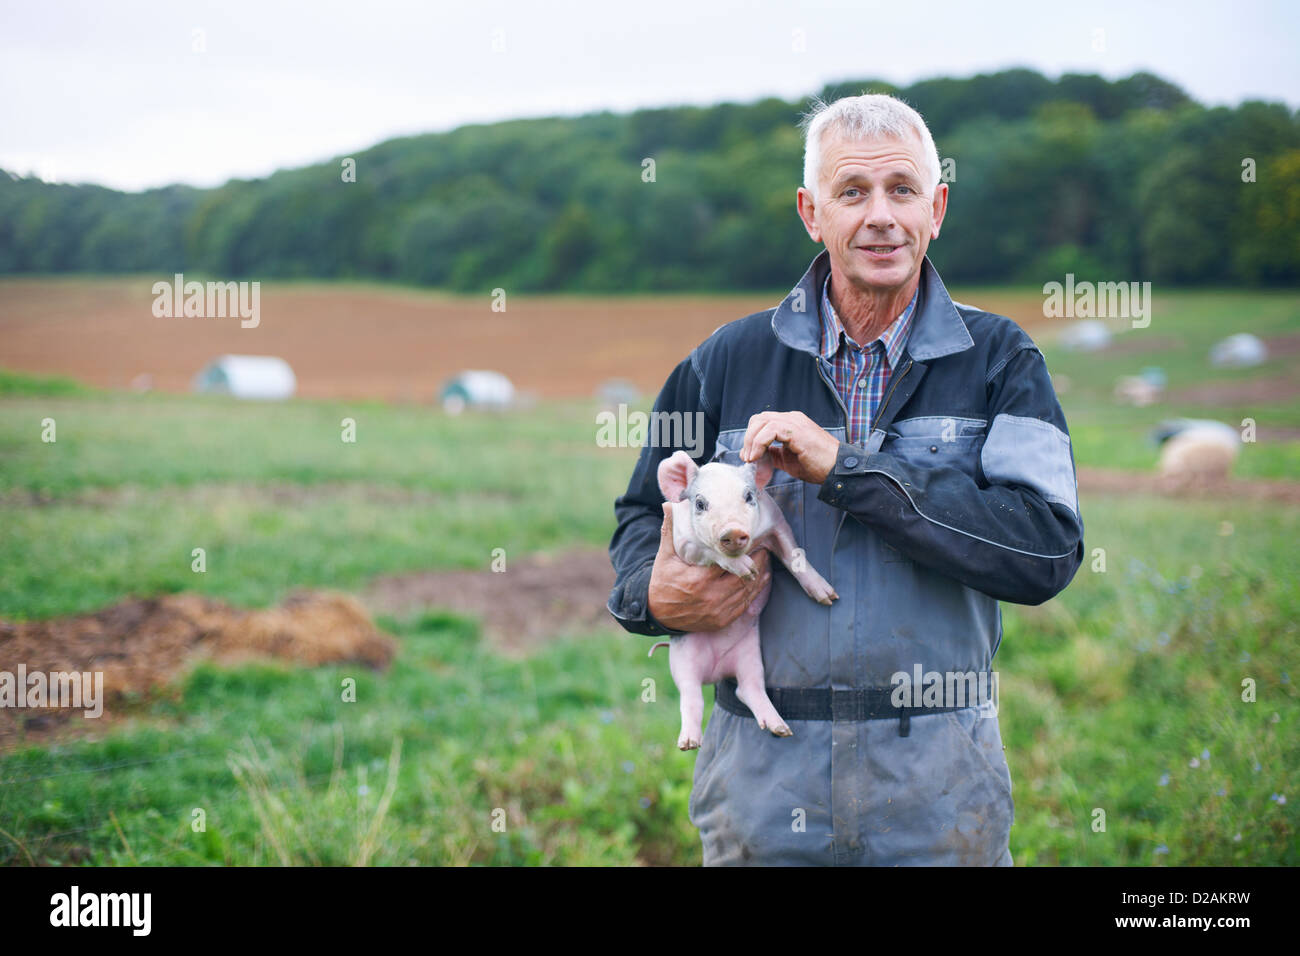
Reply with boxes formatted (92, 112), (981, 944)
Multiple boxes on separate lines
(863, 187), (895, 231)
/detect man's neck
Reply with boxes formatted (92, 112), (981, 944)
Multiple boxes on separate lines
(828, 271), (920, 346)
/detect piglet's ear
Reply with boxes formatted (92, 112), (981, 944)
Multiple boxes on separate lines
(658, 450), (699, 502)
(747, 453), (775, 491)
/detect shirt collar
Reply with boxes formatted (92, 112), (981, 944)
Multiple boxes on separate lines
(819, 274), (917, 368)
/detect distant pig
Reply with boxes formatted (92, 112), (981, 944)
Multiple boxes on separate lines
(649, 450), (838, 750)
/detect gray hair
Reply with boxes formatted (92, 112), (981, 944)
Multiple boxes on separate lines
(799, 93), (942, 201)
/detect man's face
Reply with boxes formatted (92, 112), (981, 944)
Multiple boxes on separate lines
(796, 128), (948, 296)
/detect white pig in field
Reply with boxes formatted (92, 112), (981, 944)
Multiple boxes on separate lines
(649, 450), (838, 750)
(1153, 418), (1241, 482)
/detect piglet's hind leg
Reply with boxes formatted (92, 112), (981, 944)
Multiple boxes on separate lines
(670, 650), (706, 751)
(677, 683), (705, 750)
(732, 628), (792, 738)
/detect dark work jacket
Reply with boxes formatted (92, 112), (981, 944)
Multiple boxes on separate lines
(607, 248), (1084, 865)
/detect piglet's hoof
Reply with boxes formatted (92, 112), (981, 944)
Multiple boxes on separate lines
(678, 734), (702, 751)
(758, 719), (794, 738)
(806, 581), (838, 606)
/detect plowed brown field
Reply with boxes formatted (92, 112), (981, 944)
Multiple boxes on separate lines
(0, 277), (1053, 400)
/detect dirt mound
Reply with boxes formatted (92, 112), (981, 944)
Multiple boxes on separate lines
(1077, 467), (1300, 504)
(362, 548), (616, 655)
(0, 591), (395, 747)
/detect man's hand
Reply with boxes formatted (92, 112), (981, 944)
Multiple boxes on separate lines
(740, 411), (840, 485)
(647, 502), (772, 632)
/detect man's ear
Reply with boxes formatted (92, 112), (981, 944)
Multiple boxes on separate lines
(658, 450), (699, 502)
(796, 186), (821, 243)
(745, 454), (775, 491)
(930, 182), (949, 239)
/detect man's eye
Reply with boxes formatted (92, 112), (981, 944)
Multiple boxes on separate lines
(896, 185), (913, 195)
(844, 187), (860, 198)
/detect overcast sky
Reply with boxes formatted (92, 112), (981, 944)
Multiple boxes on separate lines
(3, 0), (1297, 192)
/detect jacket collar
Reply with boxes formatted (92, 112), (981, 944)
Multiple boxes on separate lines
(819, 274), (916, 367)
(772, 248), (973, 362)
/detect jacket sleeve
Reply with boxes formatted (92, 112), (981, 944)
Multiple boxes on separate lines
(607, 350), (720, 636)
(817, 344), (1084, 605)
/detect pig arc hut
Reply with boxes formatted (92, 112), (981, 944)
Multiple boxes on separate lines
(192, 355), (297, 400)
(439, 370), (515, 414)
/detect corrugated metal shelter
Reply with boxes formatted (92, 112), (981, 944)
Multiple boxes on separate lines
(440, 370), (514, 414)
(192, 355), (297, 400)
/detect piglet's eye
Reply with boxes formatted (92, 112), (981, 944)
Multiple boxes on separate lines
(744, 492), (755, 505)
(695, 497), (708, 512)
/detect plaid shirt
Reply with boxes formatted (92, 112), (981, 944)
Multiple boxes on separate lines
(820, 275), (917, 446)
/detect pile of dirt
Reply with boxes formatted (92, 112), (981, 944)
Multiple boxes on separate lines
(1077, 467), (1300, 504)
(1264, 331), (1300, 356)
(362, 548), (616, 655)
(0, 591), (395, 747)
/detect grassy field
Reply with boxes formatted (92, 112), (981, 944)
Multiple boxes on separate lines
(0, 286), (1297, 865)
(1033, 288), (1300, 478)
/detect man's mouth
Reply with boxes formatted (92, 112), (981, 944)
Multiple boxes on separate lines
(859, 244), (902, 258)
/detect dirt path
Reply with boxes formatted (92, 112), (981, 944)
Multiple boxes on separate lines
(1077, 467), (1300, 504)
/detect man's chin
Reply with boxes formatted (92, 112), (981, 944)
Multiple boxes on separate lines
(842, 258), (916, 293)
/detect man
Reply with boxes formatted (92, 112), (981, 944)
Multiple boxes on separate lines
(607, 94), (1084, 866)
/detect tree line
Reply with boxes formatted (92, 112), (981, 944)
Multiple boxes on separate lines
(2, 68), (1297, 289)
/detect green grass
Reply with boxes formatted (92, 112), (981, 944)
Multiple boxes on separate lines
(997, 497), (1298, 864)
(1, 489), (1294, 865)
(0, 614), (697, 865)
(1034, 287), (1300, 479)
(0, 368), (90, 398)
(0, 395), (630, 619)
(0, 285), (1297, 865)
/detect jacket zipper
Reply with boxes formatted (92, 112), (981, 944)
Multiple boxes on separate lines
(815, 354), (851, 432)
(815, 354), (851, 563)
(817, 354), (914, 443)
(870, 359), (913, 435)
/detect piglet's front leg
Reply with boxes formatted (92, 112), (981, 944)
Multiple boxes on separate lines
(761, 504), (838, 606)
(713, 552), (758, 581)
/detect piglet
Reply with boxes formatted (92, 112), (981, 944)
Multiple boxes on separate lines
(649, 450), (838, 750)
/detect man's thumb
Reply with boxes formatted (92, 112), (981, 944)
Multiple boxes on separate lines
(658, 501), (675, 554)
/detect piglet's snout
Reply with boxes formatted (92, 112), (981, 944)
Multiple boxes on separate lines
(718, 528), (750, 556)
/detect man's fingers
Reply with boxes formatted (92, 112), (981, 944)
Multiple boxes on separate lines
(742, 422), (769, 462)
(742, 412), (777, 462)
(743, 411), (817, 462)
(745, 421), (785, 462)
(692, 560), (770, 629)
